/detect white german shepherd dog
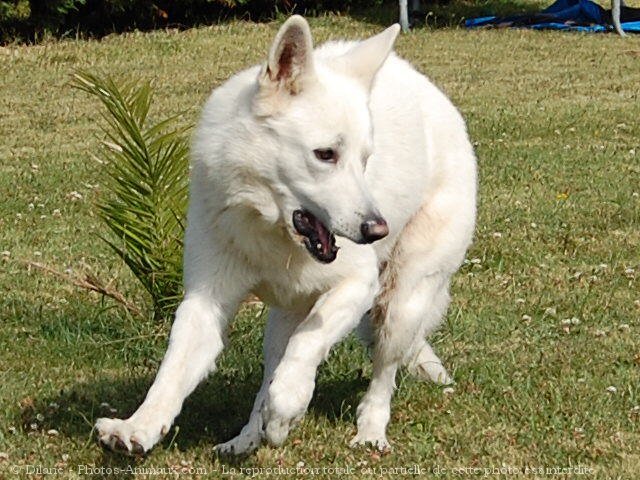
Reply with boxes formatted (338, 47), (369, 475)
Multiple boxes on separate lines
(97, 15), (477, 455)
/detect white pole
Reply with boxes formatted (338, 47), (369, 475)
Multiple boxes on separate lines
(612, 0), (627, 36)
(399, 0), (409, 32)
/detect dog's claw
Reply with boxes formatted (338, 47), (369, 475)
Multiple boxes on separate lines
(214, 422), (263, 457)
(214, 438), (260, 458)
(113, 437), (129, 452)
(95, 417), (157, 456)
(213, 440), (234, 455)
(130, 440), (145, 456)
(349, 434), (391, 452)
(99, 434), (146, 457)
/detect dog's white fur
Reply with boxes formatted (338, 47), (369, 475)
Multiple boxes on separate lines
(96, 16), (477, 455)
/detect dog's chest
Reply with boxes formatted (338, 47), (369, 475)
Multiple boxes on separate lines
(226, 218), (328, 310)
(248, 243), (367, 314)
(252, 278), (318, 313)
(250, 252), (337, 312)
(222, 208), (377, 312)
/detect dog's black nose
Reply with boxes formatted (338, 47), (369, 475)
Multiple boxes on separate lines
(360, 217), (389, 243)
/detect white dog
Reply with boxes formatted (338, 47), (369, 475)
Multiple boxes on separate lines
(96, 15), (477, 455)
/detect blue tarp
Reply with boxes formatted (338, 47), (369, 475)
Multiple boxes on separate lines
(466, 0), (640, 32)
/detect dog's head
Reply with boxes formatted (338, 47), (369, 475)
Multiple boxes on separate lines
(254, 16), (399, 263)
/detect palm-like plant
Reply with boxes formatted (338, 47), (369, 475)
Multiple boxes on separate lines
(71, 70), (191, 319)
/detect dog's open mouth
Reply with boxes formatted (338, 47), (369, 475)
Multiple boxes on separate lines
(292, 209), (339, 263)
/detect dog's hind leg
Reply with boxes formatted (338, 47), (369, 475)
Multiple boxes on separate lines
(215, 308), (300, 456)
(404, 337), (453, 385)
(351, 271), (452, 450)
(358, 314), (452, 385)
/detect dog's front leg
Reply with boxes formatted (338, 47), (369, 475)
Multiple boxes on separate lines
(96, 216), (251, 455)
(95, 291), (242, 455)
(261, 270), (379, 446)
(215, 308), (300, 456)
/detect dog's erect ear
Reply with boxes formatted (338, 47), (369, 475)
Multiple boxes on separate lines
(266, 15), (314, 88)
(254, 15), (315, 116)
(336, 24), (400, 91)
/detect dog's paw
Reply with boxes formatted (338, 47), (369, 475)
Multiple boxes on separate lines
(95, 417), (164, 456)
(261, 398), (299, 447)
(407, 342), (453, 385)
(214, 430), (262, 457)
(261, 367), (314, 446)
(410, 360), (453, 385)
(262, 412), (293, 447)
(349, 431), (391, 452)
(351, 396), (391, 452)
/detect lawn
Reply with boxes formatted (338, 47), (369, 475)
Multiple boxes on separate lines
(1, 4), (639, 479)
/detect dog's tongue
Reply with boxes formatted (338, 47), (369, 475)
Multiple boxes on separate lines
(312, 216), (331, 255)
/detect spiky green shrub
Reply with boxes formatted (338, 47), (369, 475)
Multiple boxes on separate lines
(71, 71), (191, 319)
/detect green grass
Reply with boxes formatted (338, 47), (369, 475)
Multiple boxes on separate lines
(1, 4), (639, 479)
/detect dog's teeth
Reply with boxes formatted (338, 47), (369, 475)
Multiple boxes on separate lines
(316, 243), (322, 250)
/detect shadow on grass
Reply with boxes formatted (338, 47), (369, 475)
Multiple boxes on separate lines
(17, 357), (369, 461)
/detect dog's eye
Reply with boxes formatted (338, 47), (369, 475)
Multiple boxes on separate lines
(313, 148), (337, 163)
